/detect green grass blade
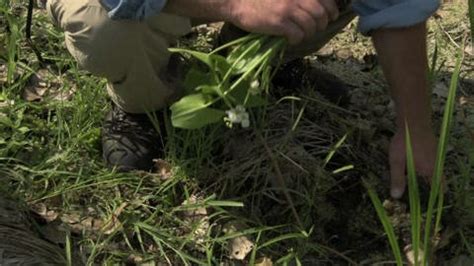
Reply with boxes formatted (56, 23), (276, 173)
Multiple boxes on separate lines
(428, 42), (439, 85)
(423, 45), (464, 265)
(405, 125), (422, 266)
(5, 14), (19, 85)
(323, 134), (348, 168)
(65, 233), (72, 266)
(206, 200), (244, 207)
(365, 182), (404, 266)
(257, 232), (307, 250)
(469, 0), (474, 46)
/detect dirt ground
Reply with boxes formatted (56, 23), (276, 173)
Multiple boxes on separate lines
(1, 1), (473, 265)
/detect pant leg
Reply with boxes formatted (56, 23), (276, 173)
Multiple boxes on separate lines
(46, 0), (192, 113)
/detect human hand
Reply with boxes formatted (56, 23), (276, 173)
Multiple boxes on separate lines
(389, 128), (440, 199)
(228, 0), (339, 45)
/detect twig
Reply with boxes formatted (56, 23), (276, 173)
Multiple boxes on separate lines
(26, 0), (48, 66)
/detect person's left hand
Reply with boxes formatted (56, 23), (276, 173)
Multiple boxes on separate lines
(389, 128), (439, 199)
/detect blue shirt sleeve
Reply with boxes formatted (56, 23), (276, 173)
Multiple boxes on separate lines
(101, 0), (168, 20)
(352, 0), (440, 34)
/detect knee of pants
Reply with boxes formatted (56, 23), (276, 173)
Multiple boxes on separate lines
(68, 20), (141, 83)
(51, 0), (142, 82)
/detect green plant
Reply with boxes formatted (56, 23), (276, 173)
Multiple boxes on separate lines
(169, 34), (286, 129)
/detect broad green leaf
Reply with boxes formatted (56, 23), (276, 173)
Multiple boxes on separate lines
(169, 48), (211, 65)
(170, 94), (224, 129)
(169, 48), (230, 75)
(227, 79), (267, 107)
(212, 54), (232, 76)
(184, 67), (215, 92)
(196, 85), (220, 95)
(171, 106), (224, 129)
(245, 94), (267, 108)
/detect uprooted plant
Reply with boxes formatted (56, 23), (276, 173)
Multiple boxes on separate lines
(169, 34), (287, 129)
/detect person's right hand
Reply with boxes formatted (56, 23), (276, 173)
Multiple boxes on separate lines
(228, 0), (339, 45)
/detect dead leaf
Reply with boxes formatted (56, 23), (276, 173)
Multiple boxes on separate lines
(180, 195), (210, 252)
(315, 45), (334, 57)
(101, 202), (128, 235)
(255, 257), (273, 266)
(465, 44), (473, 57)
(57, 203), (128, 237)
(0, 64), (7, 87)
(223, 222), (254, 261)
(30, 203), (60, 223)
(404, 245), (425, 266)
(22, 69), (75, 102)
(460, 96), (474, 107)
(153, 159), (173, 180)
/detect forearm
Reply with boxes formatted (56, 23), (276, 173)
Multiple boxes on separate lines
(163, 0), (234, 22)
(372, 23), (432, 132)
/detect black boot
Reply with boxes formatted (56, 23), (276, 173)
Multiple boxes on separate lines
(101, 104), (165, 172)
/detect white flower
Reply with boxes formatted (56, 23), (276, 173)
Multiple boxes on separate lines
(249, 79), (260, 95)
(225, 105), (250, 128)
(225, 109), (239, 123)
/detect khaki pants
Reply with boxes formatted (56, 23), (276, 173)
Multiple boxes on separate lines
(47, 0), (355, 113)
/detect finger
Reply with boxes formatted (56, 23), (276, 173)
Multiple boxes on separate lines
(281, 20), (305, 45)
(318, 0), (340, 21)
(297, 0), (330, 30)
(314, 11), (329, 31)
(389, 155), (407, 199)
(290, 8), (318, 40)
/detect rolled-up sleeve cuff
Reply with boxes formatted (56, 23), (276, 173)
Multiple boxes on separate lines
(105, 0), (168, 20)
(353, 0), (440, 35)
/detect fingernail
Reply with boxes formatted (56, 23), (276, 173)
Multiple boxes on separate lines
(391, 188), (404, 199)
